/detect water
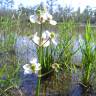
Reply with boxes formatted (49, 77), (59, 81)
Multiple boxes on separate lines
(68, 84), (84, 96)
(15, 36), (38, 95)
(20, 73), (38, 96)
(72, 35), (82, 65)
(15, 36), (37, 64)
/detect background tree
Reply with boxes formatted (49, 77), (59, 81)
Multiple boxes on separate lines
(82, 6), (93, 23)
(0, 0), (14, 9)
(46, 0), (57, 14)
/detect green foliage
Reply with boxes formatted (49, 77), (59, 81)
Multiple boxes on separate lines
(0, 32), (17, 52)
(37, 45), (54, 73)
(80, 21), (96, 85)
(55, 21), (74, 71)
(0, 61), (20, 96)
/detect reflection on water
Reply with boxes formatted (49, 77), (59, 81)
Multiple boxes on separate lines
(15, 36), (37, 64)
(40, 71), (71, 96)
(72, 35), (82, 65)
(20, 73), (38, 96)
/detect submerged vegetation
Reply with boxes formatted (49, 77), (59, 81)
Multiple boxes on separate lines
(0, 2), (96, 96)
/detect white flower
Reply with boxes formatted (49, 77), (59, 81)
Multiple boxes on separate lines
(30, 15), (37, 23)
(42, 30), (50, 39)
(29, 11), (57, 25)
(30, 58), (41, 73)
(41, 31), (51, 47)
(39, 13), (47, 22)
(30, 13), (47, 24)
(42, 31), (58, 46)
(32, 31), (58, 47)
(30, 15), (43, 24)
(23, 58), (41, 75)
(49, 20), (57, 25)
(23, 64), (32, 74)
(32, 32), (50, 47)
(41, 12), (57, 25)
(39, 12), (52, 23)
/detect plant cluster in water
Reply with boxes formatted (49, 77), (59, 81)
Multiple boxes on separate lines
(22, 5), (60, 96)
(0, 4), (96, 96)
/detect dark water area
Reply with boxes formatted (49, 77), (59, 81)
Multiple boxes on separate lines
(68, 84), (84, 96)
(0, 34), (96, 96)
(20, 73), (38, 96)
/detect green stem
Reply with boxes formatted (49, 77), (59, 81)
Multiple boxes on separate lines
(40, 23), (43, 44)
(38, 69), (53, 77)
(36, 23), (43, 96)
(36, 76), (41, 96)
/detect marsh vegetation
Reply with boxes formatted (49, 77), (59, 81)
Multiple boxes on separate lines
(0, 1), (96, 96)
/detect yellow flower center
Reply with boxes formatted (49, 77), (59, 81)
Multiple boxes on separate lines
(50, 32), (55, 39)
(31, 64), (36, 72)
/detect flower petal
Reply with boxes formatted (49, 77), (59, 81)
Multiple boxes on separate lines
(40, 13), (47, 21)
(24, 70), (32, 75)
(23, 64), (31, 70)
(52, 39), (58, 46)
(23, 64), (32, 74)
(32, 32), (40, 45)
(43, 40), (50, 47)
(30, 58), (38, 64)
(35, 63), (41, 71)
(49, 20), (57, 25)
(36, 20), (41, 24)
(30, 15), (36, 23)
(42, 30), (50, 39)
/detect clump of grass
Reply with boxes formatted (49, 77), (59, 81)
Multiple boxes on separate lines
(55, 20), (74, 72)
(79, 21), (96, 86)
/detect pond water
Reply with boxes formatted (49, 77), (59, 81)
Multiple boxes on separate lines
(0, 34), (96, 96)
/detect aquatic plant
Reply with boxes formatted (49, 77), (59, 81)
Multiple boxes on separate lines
(28, 5), (58, 73)
(25, 5), (59, 96)
(55, 20), (74, 71)
(79, 21), (96, 86)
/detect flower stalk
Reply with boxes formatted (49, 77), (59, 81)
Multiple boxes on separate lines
(23, 5), (58, 96)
